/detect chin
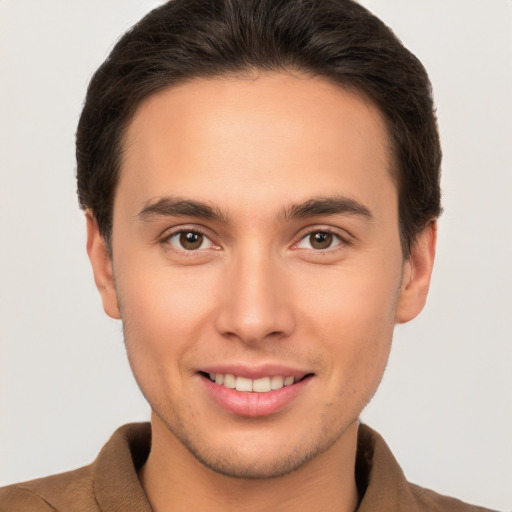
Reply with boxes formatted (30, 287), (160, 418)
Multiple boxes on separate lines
(156, 408), (349, 480)
(180, 439), (323, 480)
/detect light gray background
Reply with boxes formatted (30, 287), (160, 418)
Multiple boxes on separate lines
(0, 1), (511, 510)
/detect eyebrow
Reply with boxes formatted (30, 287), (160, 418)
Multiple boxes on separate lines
(138, 197), (227, 223)
(280, 196), (373, 222)
(138, 195), (373, 224)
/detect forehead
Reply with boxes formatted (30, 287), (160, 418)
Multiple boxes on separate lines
(117, 73), (395, 219)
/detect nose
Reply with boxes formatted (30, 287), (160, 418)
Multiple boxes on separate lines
(214, 245), (295, 345)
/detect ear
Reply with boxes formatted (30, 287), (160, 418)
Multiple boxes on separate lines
(395, 220), (437, 324)
(85, 211), (121, 319)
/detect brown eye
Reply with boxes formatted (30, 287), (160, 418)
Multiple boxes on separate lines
(180, 232), (203, 250)
(166, 231), (214, 251)
(309, 232), (333, 249)
(296, 230), (342, 250)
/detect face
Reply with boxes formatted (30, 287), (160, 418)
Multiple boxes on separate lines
(88, 73), (435, 479)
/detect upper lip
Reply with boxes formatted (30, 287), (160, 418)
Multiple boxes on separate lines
(198, 363), (313, 380)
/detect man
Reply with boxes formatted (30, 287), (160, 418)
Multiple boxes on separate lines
(0, 0), (503, 510)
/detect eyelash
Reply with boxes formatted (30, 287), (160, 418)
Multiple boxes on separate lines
(159, 226), (218, 255)
(159, 226), (350, 254)
(293, 227), (348, 252)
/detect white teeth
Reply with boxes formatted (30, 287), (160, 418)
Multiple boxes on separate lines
(235, 376), (253, 392)
(270, 376), (284, 389)
(208, 373), (297, 392)
(252, 377), (271, 393)
(223, 374), (236, 389)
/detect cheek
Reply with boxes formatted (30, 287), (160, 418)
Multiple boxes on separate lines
(293, 259), (401, 385)
(114, 260), (219, 369)
(296, 255), (402, 328)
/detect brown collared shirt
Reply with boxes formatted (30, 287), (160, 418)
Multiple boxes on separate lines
(0, 423), (497, 511)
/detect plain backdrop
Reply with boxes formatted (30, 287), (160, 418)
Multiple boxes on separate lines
(0, 1), (511, 510)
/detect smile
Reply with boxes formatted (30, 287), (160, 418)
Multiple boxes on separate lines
(200, 370), (313, 417)
(208, 373), (296, 393)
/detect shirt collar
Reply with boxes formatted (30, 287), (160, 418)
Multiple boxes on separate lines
(92, 422), (419, 512)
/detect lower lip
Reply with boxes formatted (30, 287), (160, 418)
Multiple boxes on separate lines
(201, 375), (312, 417)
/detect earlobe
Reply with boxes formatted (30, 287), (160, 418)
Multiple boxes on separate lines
(85, 211), (121, 320)
(395, 220), (437, 324)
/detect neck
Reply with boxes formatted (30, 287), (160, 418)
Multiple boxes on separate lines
(139, 413), (360, 512)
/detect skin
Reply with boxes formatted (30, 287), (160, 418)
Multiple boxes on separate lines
(87, 73), (436, 512)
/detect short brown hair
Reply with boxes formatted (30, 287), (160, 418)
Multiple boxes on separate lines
(76, 0), (442, 255)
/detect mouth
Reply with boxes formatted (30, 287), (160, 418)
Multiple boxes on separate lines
(200, 372), (312, 393)
(198, 370), (314, 417)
